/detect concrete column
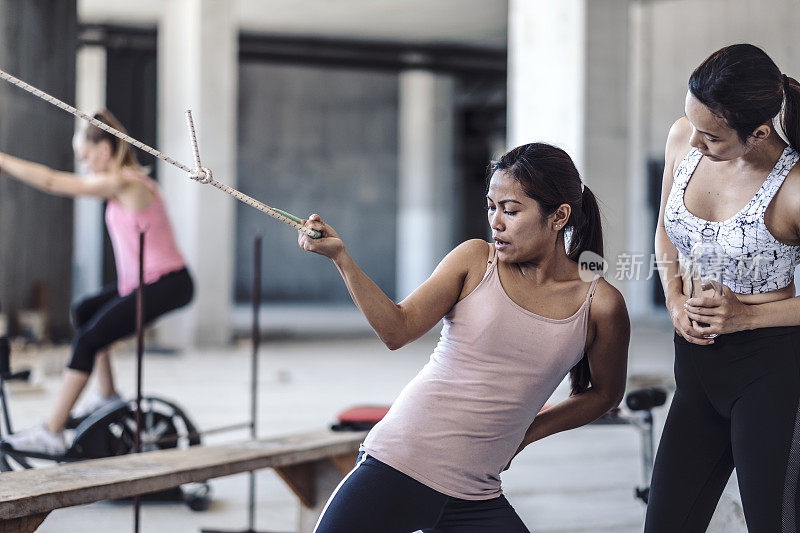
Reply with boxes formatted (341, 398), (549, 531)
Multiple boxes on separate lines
(157, 0), (238, 346)
(507, 0), (629, 298)
(0, 0), (77, 340)
(508, 0), (586, 169)
(626, 2), (655, 316)
(396, 70), (456, 299)
(72, 45), (107, 301)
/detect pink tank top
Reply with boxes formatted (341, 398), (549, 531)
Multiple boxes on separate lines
(104, 170), (186, 296)
(361, 244), (599, 500)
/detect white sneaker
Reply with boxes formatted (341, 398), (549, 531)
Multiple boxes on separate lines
(2, 423), (66, 456)
(72, 390), (122, 419)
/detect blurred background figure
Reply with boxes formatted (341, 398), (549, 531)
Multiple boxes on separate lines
(0, 111), (192, 455)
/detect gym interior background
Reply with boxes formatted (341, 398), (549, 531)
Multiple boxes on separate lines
(0, 1), (798, 531)
(1, 0), (798, 346)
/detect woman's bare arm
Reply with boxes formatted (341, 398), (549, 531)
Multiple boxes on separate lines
(299, 214), (488, 349)
(0, 152), (120, 199)
(654, 118), (711, 344)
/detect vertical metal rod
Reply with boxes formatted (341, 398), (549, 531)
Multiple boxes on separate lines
(133, 230), (145, 533)
(643, 411), (654, 485)
(0, 379), (12, 436)
(248, 235), (262, 532)
(0, 331), (11, 435)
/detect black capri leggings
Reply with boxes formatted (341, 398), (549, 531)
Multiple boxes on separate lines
(68, 268), (193, 373)
(314, 452), (529, 533)
(645, 326), (800, 533)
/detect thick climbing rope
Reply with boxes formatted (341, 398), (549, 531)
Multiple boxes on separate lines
(0, 68), (321, 239)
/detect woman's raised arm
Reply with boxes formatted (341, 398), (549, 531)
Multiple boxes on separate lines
(0, 152), (120, 199)
(299, 214), (488, 350)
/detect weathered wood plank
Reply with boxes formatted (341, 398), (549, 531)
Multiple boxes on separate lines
(0, 511), (49, 533)
(0, 429), (366, 521)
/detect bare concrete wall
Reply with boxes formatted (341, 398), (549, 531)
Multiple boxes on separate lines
(0, 0), (77, 340)
(642, 0), (800, 157)
(235, 62), (398, 304)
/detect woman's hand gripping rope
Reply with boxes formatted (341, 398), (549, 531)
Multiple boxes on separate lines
(298, 214), (344, 259)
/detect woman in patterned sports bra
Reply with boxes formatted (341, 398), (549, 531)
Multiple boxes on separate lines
(298, 143), (629, 532)
(649, 44), (800, 532)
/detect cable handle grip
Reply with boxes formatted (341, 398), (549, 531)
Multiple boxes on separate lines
(272, 208), (323, 239)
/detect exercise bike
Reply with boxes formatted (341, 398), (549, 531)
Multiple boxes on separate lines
(0, 334), (211, 511)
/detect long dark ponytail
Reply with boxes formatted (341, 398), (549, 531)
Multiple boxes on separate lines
(689, 43), (800, 152)
(783, 75), (800, 153)
(490, 142), (603, 395)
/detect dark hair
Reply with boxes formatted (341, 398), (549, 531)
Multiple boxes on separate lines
(689, 43), (800, 151)
(489, 142), (603, 395)
(83, 109), (142, 170)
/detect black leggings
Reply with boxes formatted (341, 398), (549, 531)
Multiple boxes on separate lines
(645, 327), (800, 533)
(314, 452), (529, 533)
(68, 268), (193, 373)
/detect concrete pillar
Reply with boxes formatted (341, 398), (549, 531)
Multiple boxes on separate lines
(507, 0), (629, 298)
(0, 0), (77, 340)
(157, 0), (238, 346)
(626, 2), (655, 316)
(508, 0), (587, 169)
(396, 70), (456, 299)
(72, 45), (107, 301)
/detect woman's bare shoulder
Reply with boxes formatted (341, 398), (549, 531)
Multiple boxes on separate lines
(665, 117), (693, 167)
(444, 239), (492, 298)
(446, 239), (489, 261)
(589, 278), (628, 322)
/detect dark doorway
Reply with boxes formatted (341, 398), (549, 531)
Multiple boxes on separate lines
(648, 158), (666, 307)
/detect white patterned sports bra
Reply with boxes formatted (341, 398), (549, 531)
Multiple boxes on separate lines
(664, 146), (800, 294)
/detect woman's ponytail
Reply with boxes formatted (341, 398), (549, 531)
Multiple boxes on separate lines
(567, 184), (603, 262)
(781, 75), (800, 153)
(567, 184), (603, 396)
(83, 109), (144, 172)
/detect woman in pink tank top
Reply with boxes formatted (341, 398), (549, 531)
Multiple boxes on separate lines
(299, 143), (630, 532)
(0, 110), (192, 456)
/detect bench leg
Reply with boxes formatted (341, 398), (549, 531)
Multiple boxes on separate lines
(329, 451), (358, 477)
(0, 511), (50, 533)
(275, 455), (356, 533)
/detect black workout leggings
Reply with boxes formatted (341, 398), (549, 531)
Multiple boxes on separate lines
(68, 268), (193, 373)
(645, 326), (800, 533)
(314, 452), (529, 533)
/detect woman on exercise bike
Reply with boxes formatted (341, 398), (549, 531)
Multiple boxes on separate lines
(0, 110), (193, 456)
(298, 142), (630, 532)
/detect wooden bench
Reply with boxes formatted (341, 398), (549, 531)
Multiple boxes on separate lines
(0, 428), (367, 533)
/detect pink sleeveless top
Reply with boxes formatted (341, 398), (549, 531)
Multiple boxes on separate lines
(104, 170), (186, 296)
(361, 244), (599, 500)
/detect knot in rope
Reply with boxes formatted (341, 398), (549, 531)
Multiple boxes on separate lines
(189, 167), (213, 184)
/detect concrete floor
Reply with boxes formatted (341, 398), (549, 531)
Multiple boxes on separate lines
(4, 316), (746, 532)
